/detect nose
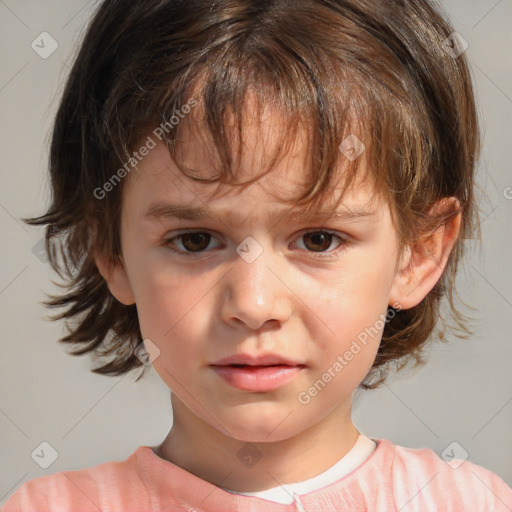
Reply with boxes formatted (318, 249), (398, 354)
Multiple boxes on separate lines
(219, 240), (292, 333)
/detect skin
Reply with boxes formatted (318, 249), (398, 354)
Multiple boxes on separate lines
(95, 96), (461, 492)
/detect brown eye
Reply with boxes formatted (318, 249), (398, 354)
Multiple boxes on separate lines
(178, 233), (211, 252)
(163, 229), (347, 258)
(301, 232), (336, 252)
(164, 232), (216, 253)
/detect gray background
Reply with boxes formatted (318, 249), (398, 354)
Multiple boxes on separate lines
(1, 0), (511, 505)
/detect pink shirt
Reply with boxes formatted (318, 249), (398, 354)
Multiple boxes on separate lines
(2, 438), (511, 511)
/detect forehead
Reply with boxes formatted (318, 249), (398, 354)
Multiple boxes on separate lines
(122, 143), (383, 232)
(123, 96), (383, 224)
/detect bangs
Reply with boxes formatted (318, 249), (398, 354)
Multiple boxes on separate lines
(164, 71), (378, 214)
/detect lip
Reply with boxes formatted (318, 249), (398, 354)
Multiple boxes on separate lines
(209, 353), (306, 392)
(210, 353), (304, 367)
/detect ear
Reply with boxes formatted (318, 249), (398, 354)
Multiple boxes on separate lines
(389, 197), (461, 310)
(94, 250), (136, 306)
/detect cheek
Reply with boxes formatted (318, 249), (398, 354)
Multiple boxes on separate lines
(127, 263), (215, 375)
(310, 255), (395, 330)
(123, 250), (188, 336)
(305, 256), (395, 371)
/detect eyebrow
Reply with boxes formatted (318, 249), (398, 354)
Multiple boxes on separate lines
(144, 202), (377, 225)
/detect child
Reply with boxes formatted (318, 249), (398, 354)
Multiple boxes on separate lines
(3, 0), (511, 510)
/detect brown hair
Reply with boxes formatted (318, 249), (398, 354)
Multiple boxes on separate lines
(25, 0), (480, 389)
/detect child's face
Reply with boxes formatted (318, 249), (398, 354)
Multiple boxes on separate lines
(114, 105), (405, 443)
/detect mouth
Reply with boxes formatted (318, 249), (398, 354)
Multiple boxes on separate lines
(209, 359), (306, 392)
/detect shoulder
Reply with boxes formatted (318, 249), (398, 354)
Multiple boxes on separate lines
(1, 470), (98, 511)
(376, 438), (512, 511)
(1, 447), (147, 512)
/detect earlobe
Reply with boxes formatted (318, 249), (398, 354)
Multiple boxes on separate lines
(94, 250), (136, 306)
(389, 198), (461, 310)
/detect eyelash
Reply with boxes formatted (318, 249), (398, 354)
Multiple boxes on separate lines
(161, 229), (349, 259)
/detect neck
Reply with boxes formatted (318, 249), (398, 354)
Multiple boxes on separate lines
(154, 395), (359, 492)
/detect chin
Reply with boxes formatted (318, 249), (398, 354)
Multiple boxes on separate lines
(215, 406), (303, 444)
